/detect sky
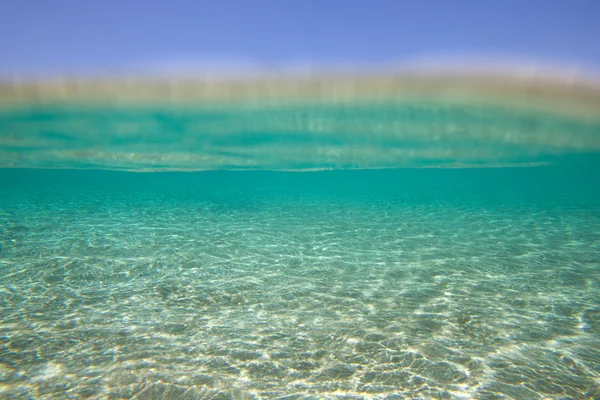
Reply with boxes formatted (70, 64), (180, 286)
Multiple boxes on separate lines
(1, 0), (599, 77)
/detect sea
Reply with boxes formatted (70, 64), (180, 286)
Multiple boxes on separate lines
(0, 78), (599, 399)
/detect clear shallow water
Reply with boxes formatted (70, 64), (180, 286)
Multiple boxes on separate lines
(1, 78), (600, 398)
(1, 167), (599, 399)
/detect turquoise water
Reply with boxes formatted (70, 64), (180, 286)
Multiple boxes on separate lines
(2, 102), (599, 170)
(1, 98), (600, 398)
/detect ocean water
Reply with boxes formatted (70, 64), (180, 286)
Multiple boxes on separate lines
(1, 84), (600, 399)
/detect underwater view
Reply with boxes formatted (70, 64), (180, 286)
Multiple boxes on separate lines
(1, 74), (600, 399)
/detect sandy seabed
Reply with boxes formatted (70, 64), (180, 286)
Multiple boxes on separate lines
(1, 169), (599, 399)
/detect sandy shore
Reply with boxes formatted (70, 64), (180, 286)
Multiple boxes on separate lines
(1, 72), (600, 120)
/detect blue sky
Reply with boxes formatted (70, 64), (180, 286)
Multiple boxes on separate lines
(1, 0), (599, 76)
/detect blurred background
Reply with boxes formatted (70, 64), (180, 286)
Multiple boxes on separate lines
(1, 0), (599, 79)
(1, 0), (599, 171)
